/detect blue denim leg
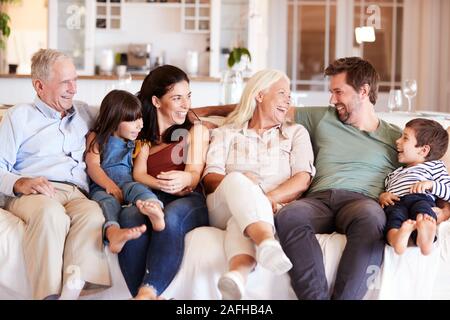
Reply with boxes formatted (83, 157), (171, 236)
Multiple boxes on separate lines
(118, 205), (152, 296)
(90, 190), (122, 238)
(122, 181), (164, 208)
(141, 191), (209, 295)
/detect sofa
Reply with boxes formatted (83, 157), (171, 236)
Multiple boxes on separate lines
(1, 108), (450, 300)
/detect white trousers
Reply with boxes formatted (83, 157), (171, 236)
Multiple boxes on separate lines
(206, 172), (275, 262)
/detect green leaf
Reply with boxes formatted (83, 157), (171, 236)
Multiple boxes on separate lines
(239, 48), (251, 61)
(227, 47), (252, 69)
(227, 54), (234, 69)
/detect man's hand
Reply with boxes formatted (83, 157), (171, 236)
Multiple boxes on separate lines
(434, 199), (450, 224)
(379, 192), (400, 208)
(410, 181), (433, 194)
(13, 177), (56, 197)
(105, 181), (123, 204)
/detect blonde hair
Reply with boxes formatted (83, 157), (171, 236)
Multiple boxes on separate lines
(31, 49), (71, 81)
(223, 69), (290, 127)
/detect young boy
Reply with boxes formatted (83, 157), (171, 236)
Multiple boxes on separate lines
(379, 118), (450, 256)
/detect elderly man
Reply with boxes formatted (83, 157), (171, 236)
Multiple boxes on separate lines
(0, 49), (110, 300)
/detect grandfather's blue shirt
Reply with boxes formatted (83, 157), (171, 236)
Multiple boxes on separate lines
(0, 96), (95, 196)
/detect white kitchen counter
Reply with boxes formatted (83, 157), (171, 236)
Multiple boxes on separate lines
(0, 74), (222, 107)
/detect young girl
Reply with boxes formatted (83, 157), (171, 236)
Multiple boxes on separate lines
(86, 89), (165, 254)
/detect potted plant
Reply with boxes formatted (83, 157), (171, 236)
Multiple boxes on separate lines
(220, 47), (252, 105)
(227, 47), (252, 70)
(0, 0), (19, 48)
(0, 0), (19, 73)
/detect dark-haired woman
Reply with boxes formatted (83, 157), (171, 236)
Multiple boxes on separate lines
(118, 65), (210, 300)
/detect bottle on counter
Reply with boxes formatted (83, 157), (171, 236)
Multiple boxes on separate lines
(185, 51), (199, 77)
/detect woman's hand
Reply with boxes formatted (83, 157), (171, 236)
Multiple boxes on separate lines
(174, 187), (194, 197)
(379, 192), (399, 208)
(157, 171), (193, 194)
(266, 194), (278, 214)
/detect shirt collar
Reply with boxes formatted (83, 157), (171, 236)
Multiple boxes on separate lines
(109, 135), (135, 149)
(34, 96), (76, 120)
(240, 120), (290, 139)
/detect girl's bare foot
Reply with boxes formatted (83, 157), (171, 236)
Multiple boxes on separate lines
(388, 220), (416, 255)
(136, 200), (165, 231)
(416, 214), (437, 255)
(134, 285), (165, 300)
(106, 224), (147, 254)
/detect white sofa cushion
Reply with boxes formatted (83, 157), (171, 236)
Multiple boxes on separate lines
(2, 207), (450, 300)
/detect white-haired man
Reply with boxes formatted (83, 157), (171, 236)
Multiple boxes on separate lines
(0, 49), (110, 300)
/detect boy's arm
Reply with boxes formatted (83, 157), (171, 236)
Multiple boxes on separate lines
(431, 178), (450, 201)
(429, 165), (450, 200)
(85, 132), (123, 202)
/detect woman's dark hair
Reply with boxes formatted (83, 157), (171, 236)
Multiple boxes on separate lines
(89, 89), (142, 154)
(137, 65), (192, 144)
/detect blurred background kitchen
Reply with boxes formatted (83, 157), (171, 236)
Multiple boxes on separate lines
(0, 0), (449, 113)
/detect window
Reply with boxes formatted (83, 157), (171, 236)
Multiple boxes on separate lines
(287, 0), (336, 91)
(287, 0), (403, 93)
(354, 0), (403, 92)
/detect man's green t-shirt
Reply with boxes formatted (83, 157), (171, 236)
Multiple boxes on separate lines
(295, 107), (401, 200)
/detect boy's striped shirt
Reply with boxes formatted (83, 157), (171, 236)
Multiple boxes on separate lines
(385, 160), (450, 200)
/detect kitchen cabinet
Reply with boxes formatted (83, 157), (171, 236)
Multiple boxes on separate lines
(48, 0), (96, 75)
(95, 0), (123, 30)
(181, 0), (211, 33)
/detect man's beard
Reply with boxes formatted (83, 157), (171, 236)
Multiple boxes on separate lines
(335, 103), (350, 123)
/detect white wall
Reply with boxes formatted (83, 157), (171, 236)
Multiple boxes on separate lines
(94, 5), (211, 76)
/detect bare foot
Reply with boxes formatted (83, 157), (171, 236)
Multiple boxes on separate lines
(388, 220), (416, 255)
(136, 200), (165, 231)
(134, 285), (165, 300)
(416, 214), (437, 255)
(106, 224), (147, 254)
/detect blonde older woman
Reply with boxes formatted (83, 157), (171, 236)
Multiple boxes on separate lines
(203, 69), (316, 300)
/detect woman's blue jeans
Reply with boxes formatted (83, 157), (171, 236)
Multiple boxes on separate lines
(118, 190), (209, 296)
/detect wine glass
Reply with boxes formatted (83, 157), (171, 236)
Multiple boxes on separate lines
(387, 89), (403, 112)
(403, 79), (417, 113)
